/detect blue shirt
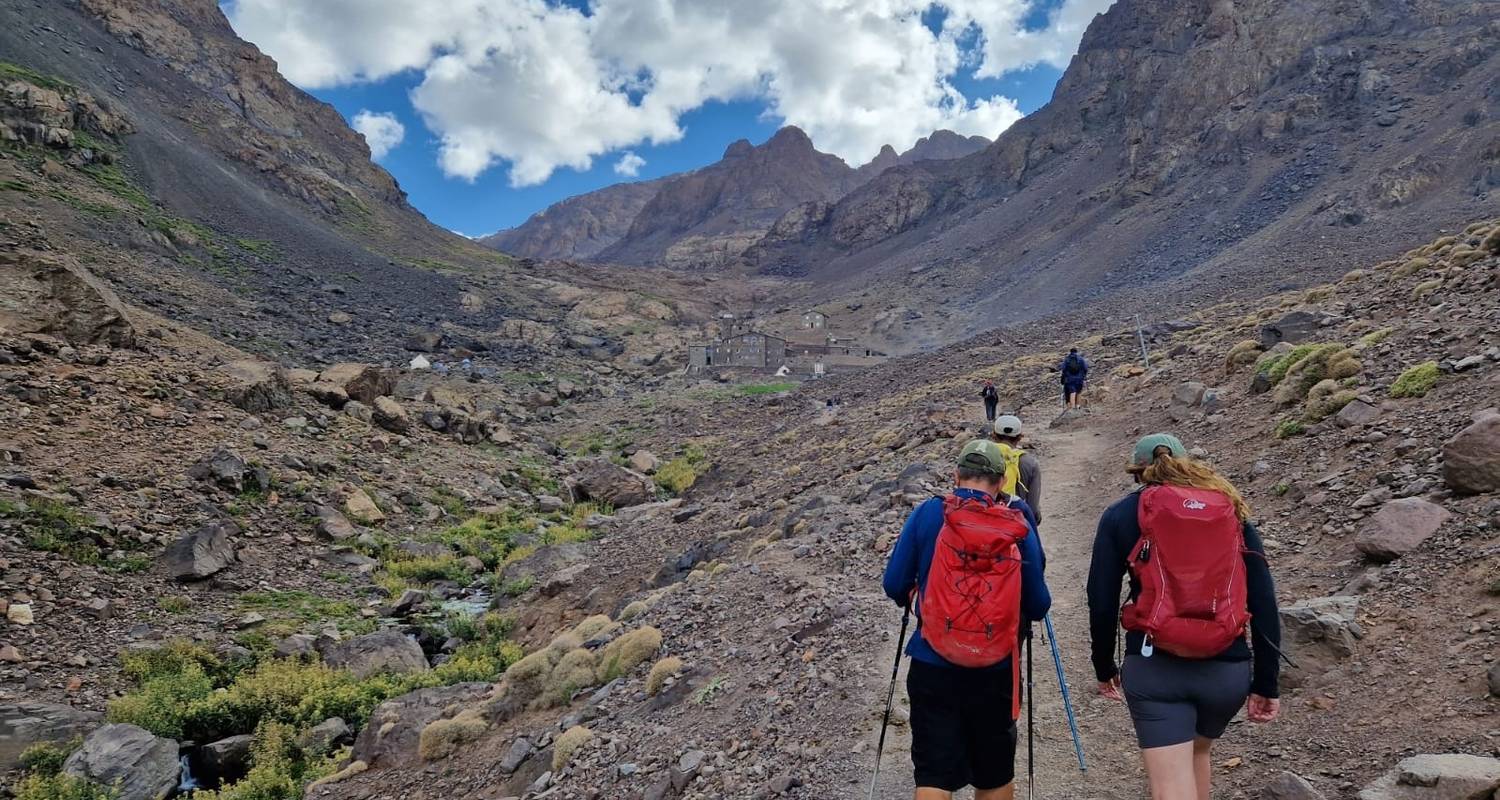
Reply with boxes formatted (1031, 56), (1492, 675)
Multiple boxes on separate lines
(882, 488), (1052, 669)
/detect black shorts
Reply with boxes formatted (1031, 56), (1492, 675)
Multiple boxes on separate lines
(906, 658), (1017, 791)
(1121, 653), (1250, 749)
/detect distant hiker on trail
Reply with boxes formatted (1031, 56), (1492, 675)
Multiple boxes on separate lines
(1058, 348), (1088, 409)
(990, 415), (1042, 525)
(882, 440), (1051, 800)
(1086, 434), (1282, 800)
(981, 380), (999, 422)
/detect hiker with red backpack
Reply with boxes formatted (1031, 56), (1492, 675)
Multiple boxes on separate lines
(1087, 434), (1282, 800)
(881, 440), (1051, 800)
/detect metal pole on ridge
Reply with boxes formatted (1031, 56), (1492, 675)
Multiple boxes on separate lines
(1044, 613), (1088, 773)
(1026, 634), (1036, 800)
(868, 604), (912, 800)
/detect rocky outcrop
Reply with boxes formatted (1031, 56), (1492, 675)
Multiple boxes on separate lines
(484, 180), (665, 261)
(218, 360), (292, 412)
(317, 363), (395, 404)
(163, 520), (237, 580)
(62, 723), (178, 800)
(573, 459), (657, 509)
(350, 683), (489, 768)
(0, 250), (135, 347)
(319, 630), (429, 679)
(0, 702), (102, 771)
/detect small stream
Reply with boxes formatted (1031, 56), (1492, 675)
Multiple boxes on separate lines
(176, 754), (200, 793)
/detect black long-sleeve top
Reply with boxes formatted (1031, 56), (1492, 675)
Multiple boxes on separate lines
(1086, 489), (1282, 698)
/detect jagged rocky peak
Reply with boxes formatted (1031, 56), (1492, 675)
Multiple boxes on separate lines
(722, 138), (755, 159)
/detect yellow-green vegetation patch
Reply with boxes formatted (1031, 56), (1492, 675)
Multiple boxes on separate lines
(570, 615), (616, 641)
(1274, 418), (1305, 439)
(1389, 361), (1439, 398)
(1267, 343), (1361, 405)
(1358, 327), (1394, 347)
(596, 626), (663, 682)
(1225, 340), (1265, 372)
(552, 725), (593, 771)
(740, 381), (799, 396)
(0, 497), (149, 573)
(0, 61), (74, 91)
(190, 721), (343, 800)
(646, 656), (684, 696)
(418, 709), (488, 761)
(13, 773), (114, 800)
(1303, 380), (1358, 421)
(656, 444), (711, 495)
(1410, 278), (1442, 299)
(617, 600), (648, 622)
(541, 648), (599, 708)
(237, 590), (367, 637)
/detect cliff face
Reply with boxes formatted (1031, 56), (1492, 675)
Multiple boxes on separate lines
(745, 0), (1500, 343)
(480, 181), (664, 261)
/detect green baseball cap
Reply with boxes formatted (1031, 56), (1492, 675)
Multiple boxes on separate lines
(1132, 433), (1187, 466)
(957, 439), (1007, 475)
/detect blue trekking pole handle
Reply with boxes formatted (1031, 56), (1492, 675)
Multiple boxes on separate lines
(1044, 614), (1087, 773)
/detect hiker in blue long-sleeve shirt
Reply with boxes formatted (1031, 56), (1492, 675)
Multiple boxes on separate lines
(882, 439), (1051, 800)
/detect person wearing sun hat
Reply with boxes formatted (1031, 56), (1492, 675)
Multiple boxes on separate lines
(1087, 434), (1283, 800)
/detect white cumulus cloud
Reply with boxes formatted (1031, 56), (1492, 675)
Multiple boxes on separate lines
(351, 110), (405, 159)
(228, 0), (1115, 185)
(614, 151), (646, 177)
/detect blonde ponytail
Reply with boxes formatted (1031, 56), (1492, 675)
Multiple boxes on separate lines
(1128, 454), (1251, 522)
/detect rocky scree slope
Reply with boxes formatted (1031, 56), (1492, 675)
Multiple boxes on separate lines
(2, 0), (720, 374)
(285, 218), (1500, 800)
(744, 0), (1500, 349)
(484, 128), (988, 267)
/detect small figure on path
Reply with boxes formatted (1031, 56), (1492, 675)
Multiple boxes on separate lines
(981, 380), (999, 422)
(1058, 348), (1088, 409)
(1086, 434), (1282, 800)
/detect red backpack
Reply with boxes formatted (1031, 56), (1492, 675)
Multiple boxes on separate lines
(919, 495), (1030, 670)
(1121, 485), (1250, 658)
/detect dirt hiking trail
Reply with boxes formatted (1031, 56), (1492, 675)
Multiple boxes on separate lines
(853, 405), (1164, 799)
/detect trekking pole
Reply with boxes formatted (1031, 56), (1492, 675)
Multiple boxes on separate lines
(1044, 614), (1087, 773)
(868, 604), (912, 800)
(1026, 632), (1036, 800)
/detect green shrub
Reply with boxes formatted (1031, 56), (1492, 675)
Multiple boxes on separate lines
(382, 554), (474, 584)
(1411, 278), (1442, 299)
(1303, 381), (1358, 421)
(570, 615), (615, 641)
(0, 499), (140, 569)
(595, 626), (663, 682)
(542, 648), (599, 708)
(192, 721), (342, 800)
(1224, 340), (1263, 372)
(655, 446), (710, 495)
(1274, 419), (1305, 439)
(106, 662), (216, 739)
(497, 575), (534, 597)
(13, 773), (115, 800)
(1390, 361), (1440, 398)
(617, 601), (648, 622)
(18, 740), (80, 776)
(1358, 327), (1394, 346)
(1270, 344), (1359, 405)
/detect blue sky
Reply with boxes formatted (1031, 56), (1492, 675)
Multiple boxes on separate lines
(230, 0), (1082, 236)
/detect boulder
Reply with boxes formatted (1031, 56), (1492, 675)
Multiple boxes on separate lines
(574, 459), (657, 508)
(1279, 596), (1360, 688)
(62, 724), (178, 800)
(372, 396), (411, 434)
(313, 506), (358, 540)
(163, 520), (237, 581)
(187, 447), (248, 492)
(297, 718), (351, 755)
(350, 683), (489, 768)
(1262, 772), (1327, 800)
(1357, 754), (1500, 800)
(317, 363), (395, 404)
(319, 630), (429, 678)
(343, 488), (385, 525)
(0, 250), (135, 347)
(0, 702), (102, 770)
(197, 734), (253, 786)
(497, 736), (534, 775)
(404, 330), (444, 352)
(1172, 381), (1207, 407)
(1260, 308), (1335, 347)
(629, 450), (660, 474)
(1442, 412), (1500, 494)
(305, 381), (350, 409)
(1335, 399), (1381, 428)
(218, 361), (292, 412)
(1355, 498), (1451, 562)
(426, 386), (473, 413)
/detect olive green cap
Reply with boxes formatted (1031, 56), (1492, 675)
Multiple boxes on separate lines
(1132, 433), (1187, 466)
(957, 439), (1006, 475)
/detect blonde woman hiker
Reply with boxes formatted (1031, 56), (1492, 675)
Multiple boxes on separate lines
(1086, 434), (1282, 800)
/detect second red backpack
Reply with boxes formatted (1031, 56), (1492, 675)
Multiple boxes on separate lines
(919, 495), (1030, 669)
(1122, 485), (1250, 658)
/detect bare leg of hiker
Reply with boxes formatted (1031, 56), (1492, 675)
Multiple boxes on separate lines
(1192, 737), (1214, 800)
(1141, 740), (1198, 800)
(914, 788), (951, 799)
(974, 783), (1015, 800)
